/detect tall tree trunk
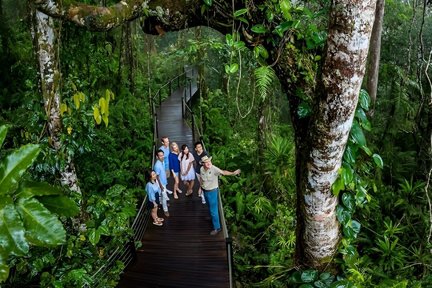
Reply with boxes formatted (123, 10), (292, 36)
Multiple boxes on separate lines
(366, 0), (384, 114)
(32, 3), (82, 196)
(294, 0), (377, 268)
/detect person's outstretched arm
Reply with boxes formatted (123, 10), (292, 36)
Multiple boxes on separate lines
(221, 169), (241, 176)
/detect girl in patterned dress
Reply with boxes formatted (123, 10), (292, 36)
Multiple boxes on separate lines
(178, 144), (195, 196)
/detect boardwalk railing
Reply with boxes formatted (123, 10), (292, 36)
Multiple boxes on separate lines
(85, 68), (194, 288)
(182, 85), (234, 288)
(87, 66), (233, 288)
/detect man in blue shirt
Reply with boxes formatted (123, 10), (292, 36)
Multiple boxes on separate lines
(154, 149), (170, 216)
(159, 136), (171, 179)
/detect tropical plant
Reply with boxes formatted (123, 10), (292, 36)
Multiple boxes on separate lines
(0, 125), (79, 282)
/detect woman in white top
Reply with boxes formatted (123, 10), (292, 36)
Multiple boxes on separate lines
(178, 144), (195, 196)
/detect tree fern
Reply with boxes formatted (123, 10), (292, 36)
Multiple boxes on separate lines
(254, 66), (276, 100)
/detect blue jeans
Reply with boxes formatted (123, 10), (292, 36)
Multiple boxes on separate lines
(204, 188), (220, 230)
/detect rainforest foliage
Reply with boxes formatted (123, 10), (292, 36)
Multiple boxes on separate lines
(0, 0), (432, 287)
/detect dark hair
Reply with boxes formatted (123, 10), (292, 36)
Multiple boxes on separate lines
(145, 169), (154, 182)
(161, 136), (168, 143)
(156, 149), (164, 157)
(194, 141), (203, 148)
(181, 144), (189, 161)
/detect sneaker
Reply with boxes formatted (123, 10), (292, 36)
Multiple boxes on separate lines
(164, 211), (170, 217)
(210, 229), (221, 236)
(164, 188), (173, 194)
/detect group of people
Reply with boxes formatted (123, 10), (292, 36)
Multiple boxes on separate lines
(145, 136), (241, 235)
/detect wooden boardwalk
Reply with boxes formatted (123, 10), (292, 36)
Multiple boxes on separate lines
(117, 83), (230, 287)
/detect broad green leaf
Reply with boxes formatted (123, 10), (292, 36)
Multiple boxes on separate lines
(202, 0), (212, 6)
(0, 144), (41, 195)
(343, 220), (361, 239)
(0, 125), (9, 149)
(60, 103), (68, 116)
(254, 46), (269, 59)
(280, 0), (292, 20)
(105, 89), (111, 102)
(355, 108), (367, 123)
(225, 34), (233, 46)
(233, 41), (246, 50)
(251, 24), (267, 34)
(225, 63), (239, 74)
(73, 93), (80, 109)
(88, 228), (101, 245)
(342, 192), (355, 211)
(343, 143), (360, 164)
(234, 8), (248, 17)
(350, 122), (366, 147)
(360, 145), (372, 156)
(340, 244), (356, 256)
(265, 9), (274, 22)
(0, 260), (9, 283)
(336, 205), (350, 225)
(372, 154), (384, 169)
(16, 181), (63, 199)
(299, 284), (314, 288)
(274, 21), (293, 37)
(359, 89), (370, 111)
(79, 92), (85, 102)
(0, 196), (29, 256)
(97, 225), (110, 236)
(313, 280), (327, 288)
(332, 177), (344, 197)
(320, 272), (335, 285)
(341, 165), (353, 185)
(102, 114), (109, 128)
(351, 220), (361, 235)
(99, 97), (107, 115)
(301, 270), (318, 282)
(237, 17), (249, 24)
(93, 107), (102, 125)
(355, 109), (371, 131)
(17, 197), (66, 246)
(37, 195), (79, 217)
(256, 45), (269, 59)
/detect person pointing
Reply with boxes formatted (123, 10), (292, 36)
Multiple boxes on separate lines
(200, 155), (240, 235)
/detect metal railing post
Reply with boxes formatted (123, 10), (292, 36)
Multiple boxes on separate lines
(189, 80), (192, 100)
(155, 113), (159, 139)
(182, 96), (185, 119)
(191, 113), (195, 143)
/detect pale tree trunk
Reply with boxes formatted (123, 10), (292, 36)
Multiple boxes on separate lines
(31, 0), (377, 269)
(32, 2), (82, 196)
(294, 0), (377, 268)
(366, 0), (384, 114)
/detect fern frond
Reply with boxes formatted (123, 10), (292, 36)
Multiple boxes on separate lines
(254, 66), (276, 101)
